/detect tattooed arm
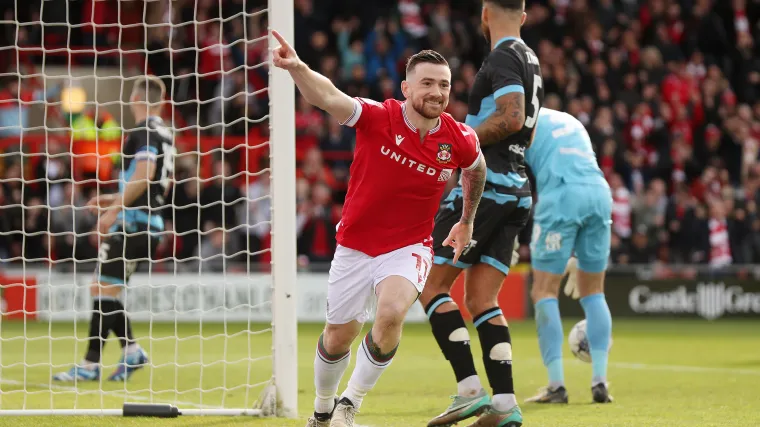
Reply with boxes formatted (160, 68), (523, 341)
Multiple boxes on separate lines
(459, 153), (487, 224)
(474, 92), (525, 147)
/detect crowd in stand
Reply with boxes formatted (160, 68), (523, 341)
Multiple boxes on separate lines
(2, 0), (760, 270)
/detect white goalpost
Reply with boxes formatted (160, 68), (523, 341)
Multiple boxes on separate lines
(0, 0), (297, 419)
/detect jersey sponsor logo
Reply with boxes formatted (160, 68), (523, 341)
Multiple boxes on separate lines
(629, 283), (760, 320)
(380, 146), (438, 177)
(437, 143), (452, 164)
(509, 144), (526, 156)
(438, 168), (453, 182)
(395, 134), (405, 146)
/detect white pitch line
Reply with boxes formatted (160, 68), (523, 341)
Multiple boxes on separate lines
(555, 358), (760, 376)
(0, 379), (226, 410)
(608, 361), (760, 376)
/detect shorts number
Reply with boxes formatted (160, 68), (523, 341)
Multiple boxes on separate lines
(412, 253), (430, 285)
(160, 142), (177, 192)
(98, 242), (111, 263)
(545, 232), (562, 252)
(524, 74), (542, 129)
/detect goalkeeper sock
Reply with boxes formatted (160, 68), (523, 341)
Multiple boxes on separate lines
(341, 331), (397, 409)
(110, 300), (137, 352)
(535, 297), (565, 390)
(313, 333), (351, 415)
(580, 293), (612, 386)
(425, 294), (481, 396)
(475, 308), (517, 411)
(84, 298), (118, 364)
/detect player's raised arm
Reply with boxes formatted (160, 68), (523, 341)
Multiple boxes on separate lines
(271, 30), (355, 123)
(475, 49), (527, 146)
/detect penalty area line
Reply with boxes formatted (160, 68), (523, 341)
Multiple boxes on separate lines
(0, 379), (225, 410)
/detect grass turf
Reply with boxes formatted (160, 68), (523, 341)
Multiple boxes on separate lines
(0, 319), (758, 426)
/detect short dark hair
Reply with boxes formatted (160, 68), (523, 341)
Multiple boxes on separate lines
(132, 75), (166, 108)
(484, 0), (525, 12)
(405, 50), (449, 75)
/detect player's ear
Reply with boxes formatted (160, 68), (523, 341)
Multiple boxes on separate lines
(521, 12), (527, 26)
(401, 80), (409, 98)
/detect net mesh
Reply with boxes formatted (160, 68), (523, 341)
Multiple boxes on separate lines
(0, 0), (275, 412)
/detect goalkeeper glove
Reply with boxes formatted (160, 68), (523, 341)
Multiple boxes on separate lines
(563, 257), (580, 300)
(511, 237), (520, 266)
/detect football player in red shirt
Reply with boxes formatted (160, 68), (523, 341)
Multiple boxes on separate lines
(272, 30), (487, 427)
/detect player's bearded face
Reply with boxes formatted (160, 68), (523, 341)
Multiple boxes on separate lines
(408, 66), (451, 119)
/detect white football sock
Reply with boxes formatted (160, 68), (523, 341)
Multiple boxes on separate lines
(341, 334), (395, 409)
(314, 346), (351, 414)
(492, 393), (518, 411)
(457, 375), (483, 397)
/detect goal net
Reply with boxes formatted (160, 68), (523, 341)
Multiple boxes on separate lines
(0, 0), (296, 418)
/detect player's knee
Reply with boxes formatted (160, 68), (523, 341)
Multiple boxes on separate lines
(530, 270), (562, 303)
(421, 266), (456, 305)
(577, 269), (606, 297)
(375, 300), (407, 330)
(464, 292), (497, 318)
(322, 323), (359, 354)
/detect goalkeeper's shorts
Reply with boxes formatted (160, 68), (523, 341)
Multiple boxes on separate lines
(530, 184), (612, 275)
(94, 222), (162, 286)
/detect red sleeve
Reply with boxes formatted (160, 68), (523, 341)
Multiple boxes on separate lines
(457, 123), (482, 171)
(339, 97), (388, 131)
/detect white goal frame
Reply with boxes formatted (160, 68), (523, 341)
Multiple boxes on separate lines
(269, 0), (298, 419)
(0, 0), (297, 419)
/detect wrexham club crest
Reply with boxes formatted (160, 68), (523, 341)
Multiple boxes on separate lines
(437, 143), (452, 164)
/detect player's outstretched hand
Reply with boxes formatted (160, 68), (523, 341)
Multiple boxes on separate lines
(271, 30), (300, 70)
(443, 221), (474, 265)
(86, 194), (118, 214)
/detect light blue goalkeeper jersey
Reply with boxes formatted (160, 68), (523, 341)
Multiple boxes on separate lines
(525, 108), (608, 193)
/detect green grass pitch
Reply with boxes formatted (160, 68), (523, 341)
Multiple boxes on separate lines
(0, 319), (758, 426)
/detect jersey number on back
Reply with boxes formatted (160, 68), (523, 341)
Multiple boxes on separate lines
(160, 142), (177, 192)
(524, 74), (542, 129)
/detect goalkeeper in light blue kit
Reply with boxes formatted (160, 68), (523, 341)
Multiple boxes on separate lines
(522, 108), (613, 404)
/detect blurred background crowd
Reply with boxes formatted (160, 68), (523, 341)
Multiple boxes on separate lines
(1, 0), (760, 272)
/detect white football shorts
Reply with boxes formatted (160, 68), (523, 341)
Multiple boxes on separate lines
(326, 242), (433, 325)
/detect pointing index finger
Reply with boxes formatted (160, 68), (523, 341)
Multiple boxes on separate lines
(271, 30), (288, 48)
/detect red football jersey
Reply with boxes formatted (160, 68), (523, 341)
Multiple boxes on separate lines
(337, 98), (481, 257)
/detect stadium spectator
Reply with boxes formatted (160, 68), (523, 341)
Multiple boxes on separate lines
(3, 0), (760, 268)
(0, 79), (60, 139)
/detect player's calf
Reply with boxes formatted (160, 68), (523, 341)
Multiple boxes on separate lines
(339, 276), (416, 410)
(530, 269), (566, 394)
(425, 294), (481, 396)
(577, 269), (612, 389)
(314, 322), (361, 416)
(464, 264), (520, 414)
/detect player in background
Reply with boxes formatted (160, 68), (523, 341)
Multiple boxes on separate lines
(53, 76), (175, 382)
(421, 0), (542, 426)
(522, 108), (613, 404)
(270, 31), (487, 427)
